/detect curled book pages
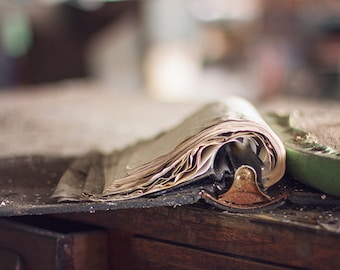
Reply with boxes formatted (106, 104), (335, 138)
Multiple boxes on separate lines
(52, 96), (287, 211)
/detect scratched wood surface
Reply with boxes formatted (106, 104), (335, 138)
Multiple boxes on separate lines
(58, 205), (340, 270)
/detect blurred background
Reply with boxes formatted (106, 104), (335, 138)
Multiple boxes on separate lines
(0, 0), (339, 101)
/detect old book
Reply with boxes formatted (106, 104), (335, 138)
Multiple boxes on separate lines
(52, 96), (287, 211)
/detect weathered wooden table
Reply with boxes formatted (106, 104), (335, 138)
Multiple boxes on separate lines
(0, 155), (339, 270)
(0, 81), (339, 269)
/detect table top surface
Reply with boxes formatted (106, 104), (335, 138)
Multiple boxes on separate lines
(0, 79), (339, 235)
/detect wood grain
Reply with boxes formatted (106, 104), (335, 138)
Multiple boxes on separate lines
(58, 205), (340, 269)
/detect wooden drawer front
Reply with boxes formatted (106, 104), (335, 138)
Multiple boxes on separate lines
(0, 217), (108, 270)
(131, 236), (292, 270)
(63, 207), (340, 269)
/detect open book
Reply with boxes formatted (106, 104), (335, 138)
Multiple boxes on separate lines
(52, 96), (286, 211)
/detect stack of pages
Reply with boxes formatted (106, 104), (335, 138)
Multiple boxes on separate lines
(52, 96), (286, 210)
